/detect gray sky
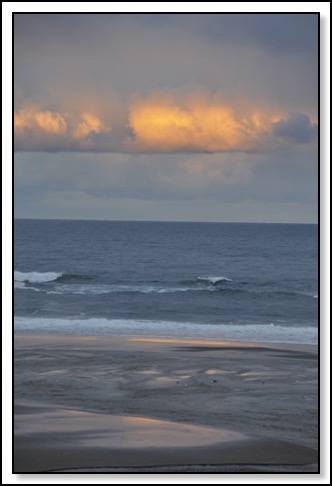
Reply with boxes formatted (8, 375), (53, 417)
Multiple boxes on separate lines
(14, 13), (318, 222)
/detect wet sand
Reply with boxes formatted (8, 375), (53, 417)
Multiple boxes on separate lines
(14, 334), (318, 473)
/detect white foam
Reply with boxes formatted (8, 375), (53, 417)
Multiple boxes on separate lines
(197, 276), (232, 284)
(14, 281), (26, 289)
(14, 317), (318, 345)
(14, 271), (63, 283)
(14, 280), (42, 292)
(50, 284), (209, 295)
(304, 292), (318, 299)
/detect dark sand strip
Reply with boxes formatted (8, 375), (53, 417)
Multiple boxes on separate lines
(15, 439), (318, 473)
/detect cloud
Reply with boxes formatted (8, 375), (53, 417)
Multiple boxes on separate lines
(14, 104), (112, 151)
(14, 13), (318, 115)
(201, 14), (318, 54)
(14, 94), (318, 153)
(12, 13), (319, 223)
(127, 92), (273, 153)
(14, 147), (318, 222)
(13, 14), (318, 153)
(72, 113), (111, 140)
(271, 113), (318, 143)
(14, 104), (67, 134)
(14, 145), (317, 203)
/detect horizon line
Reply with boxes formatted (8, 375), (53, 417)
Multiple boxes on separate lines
(13, 217), (318, 225)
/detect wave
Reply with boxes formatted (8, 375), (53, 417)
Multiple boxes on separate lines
(16, 284), (318, 300)
(47, 278), (244, 295)
(250, 289), (319, 300)
(14, 281), (26, 289)
(14, 273), (317, 300)
(14, 271), (95, 284)
(196, 276), (232, 285)
(300, 291), (318, 299)
(14, 280), (43, 292)
(55, 273), (94, 282)
(14, 271), (63, 283)
(47, 284), (208, 295)
(14, 317), (318, 344)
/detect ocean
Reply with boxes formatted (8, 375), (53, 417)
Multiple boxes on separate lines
(14, 219), (318, 344)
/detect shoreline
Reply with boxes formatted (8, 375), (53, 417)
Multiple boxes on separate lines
(13, 317), (318, 347)
(14, 332), (318, 473)
(14, 331), (318, 352)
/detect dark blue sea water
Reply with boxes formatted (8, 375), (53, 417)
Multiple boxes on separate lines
(14, 220), (318, 344)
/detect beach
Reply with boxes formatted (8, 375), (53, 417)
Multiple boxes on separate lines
(14, 333), (318, 473)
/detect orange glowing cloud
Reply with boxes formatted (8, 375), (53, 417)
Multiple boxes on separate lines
(14, 104), (112, 151)
(14, 92), (314, 153)
(72, 113), (111, 139)
(14, 105), (67, 134)
(127, 94), (276, 152)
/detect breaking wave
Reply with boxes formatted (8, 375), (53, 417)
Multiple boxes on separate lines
(14, 271), (63, 283)
(13, 316), (318, 344)
(196, 276), (232, 285)
(14, 271), (95, 284)
(14, 271), (317, 300)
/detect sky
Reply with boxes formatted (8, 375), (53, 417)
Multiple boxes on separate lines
(13, 12), (319, 223)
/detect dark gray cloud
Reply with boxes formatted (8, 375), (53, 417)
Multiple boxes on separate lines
(14, 13), (318, 112)
(14, 147), (317, 204)
(272, 113), (318, 143)
(14, 13), (318, 54)
(200, 13), (318, 53)
(14, 148), (318, 223)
